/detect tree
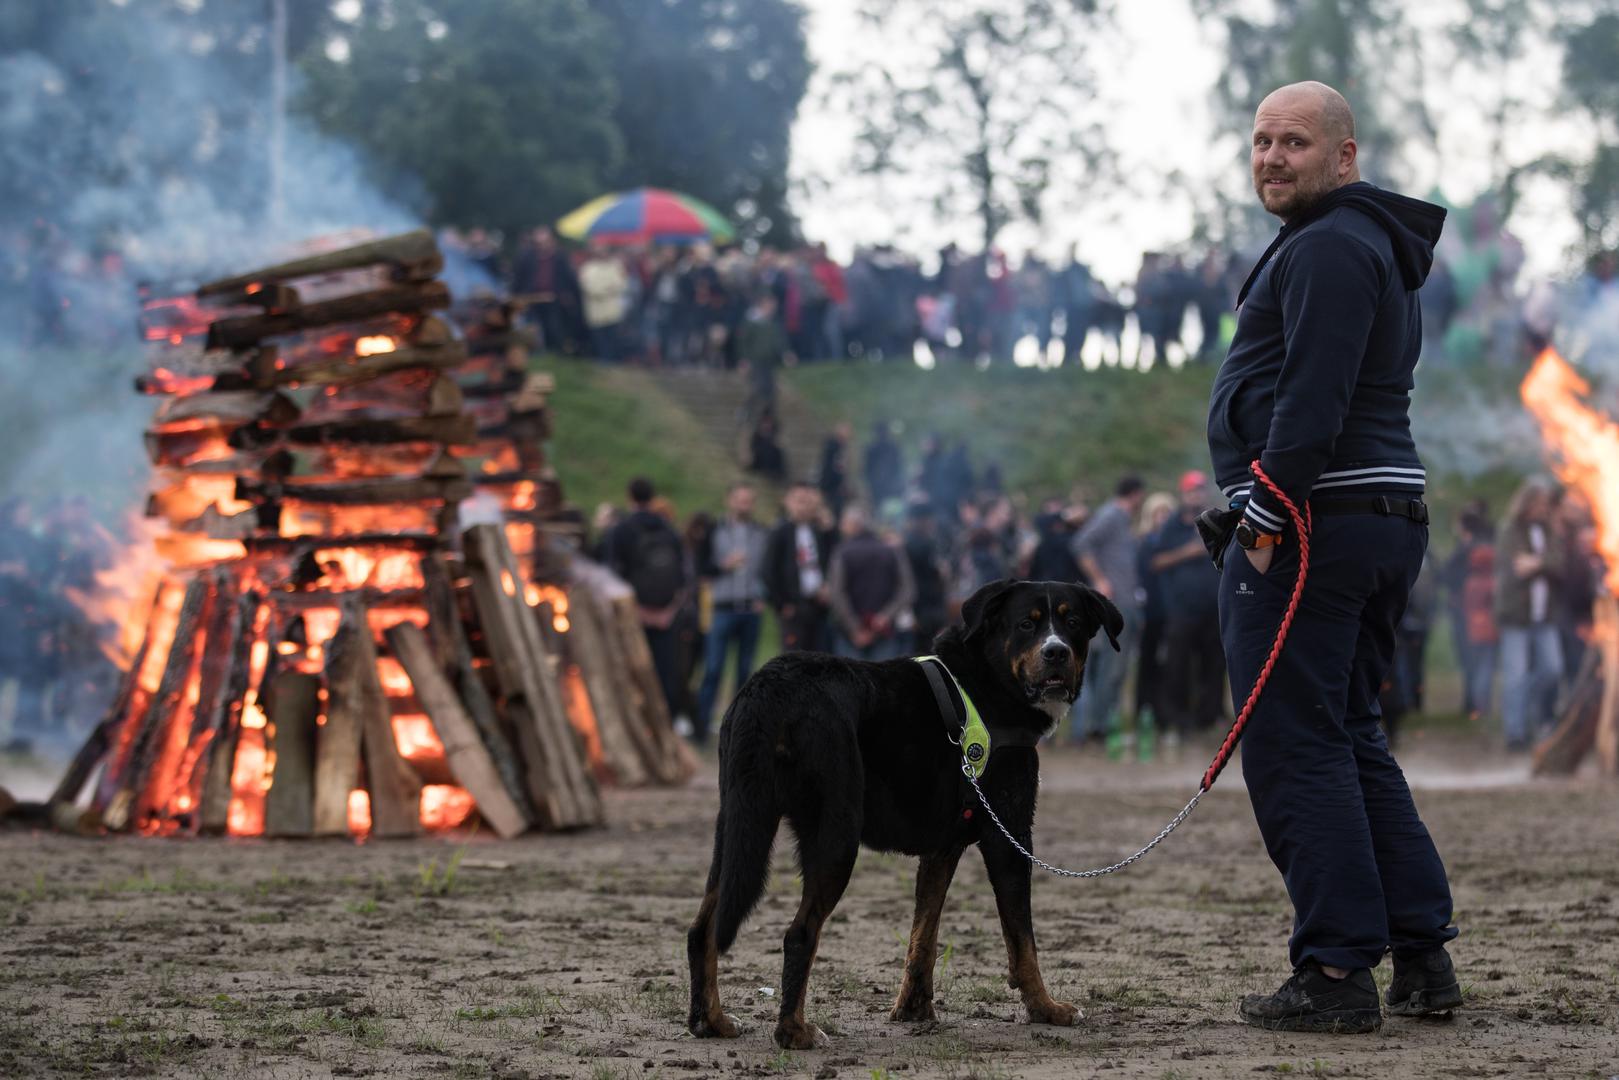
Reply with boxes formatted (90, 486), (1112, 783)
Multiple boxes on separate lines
(297, 0), (623, 238)
(1555, 10), (1619, 255)
(593, 0), (811, 247)
(1188, 0), (1435, 245)
(827, 0), (1114, 252)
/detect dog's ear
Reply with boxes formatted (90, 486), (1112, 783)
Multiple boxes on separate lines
(961, 579), (1016, 643)
(1077, 585), (1124, 652)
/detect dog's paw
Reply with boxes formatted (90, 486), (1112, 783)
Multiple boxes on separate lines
(773, 1020), (830, 1050)
(689, 1011), (740, 1039)
(890, 996), (936, 1022)
(1026, 998), (1082, 1026)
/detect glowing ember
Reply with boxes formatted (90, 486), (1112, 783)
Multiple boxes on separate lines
(355, 334), (397, 356)
(1522, 347), (1619, 593)
(527, 582), (571, 633)
(420, 785), (476, 830)
(391, 713), (445, 760)
(348, 788), (372, 837)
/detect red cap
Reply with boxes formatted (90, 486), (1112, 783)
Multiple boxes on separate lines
(1178, 470), (1208, 495)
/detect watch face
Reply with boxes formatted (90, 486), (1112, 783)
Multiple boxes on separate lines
(1235, 522), (1255, 549)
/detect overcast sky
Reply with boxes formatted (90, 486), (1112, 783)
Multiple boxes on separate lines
(790, 0), (1585, 284)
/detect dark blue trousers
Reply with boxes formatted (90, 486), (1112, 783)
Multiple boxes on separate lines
(1220, 511), (1457, 971)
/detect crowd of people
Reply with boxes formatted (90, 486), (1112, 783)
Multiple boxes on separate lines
(586, 433), (1606, 757)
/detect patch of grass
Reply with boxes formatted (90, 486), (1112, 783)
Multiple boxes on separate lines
(416, 845), (468, 897)
(451, 986), (564, 1024)
(542, 356), (736, 517)
(103, 867), (222, 895)
(346, 897), (380, 915)
(296, 1007), (385, 1048)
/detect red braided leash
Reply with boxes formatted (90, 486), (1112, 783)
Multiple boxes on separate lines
(1199, 461), (1313, 793)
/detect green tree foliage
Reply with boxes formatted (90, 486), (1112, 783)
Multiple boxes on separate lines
(592, 0), (811, 247)
(828, 0), (1114, 251)
(297, 0), (623, 237)
(1557, 11), (1619, 254)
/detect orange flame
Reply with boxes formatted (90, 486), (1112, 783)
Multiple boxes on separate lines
(1522, 347), (1619, 593)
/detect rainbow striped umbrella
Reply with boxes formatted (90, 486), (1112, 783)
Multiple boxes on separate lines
(556, 187), (735, 246)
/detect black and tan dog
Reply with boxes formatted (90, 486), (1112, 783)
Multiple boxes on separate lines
(686, 578), (1123, 1049)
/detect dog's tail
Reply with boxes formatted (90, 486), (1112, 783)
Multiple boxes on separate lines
(713, 727), (780, 953)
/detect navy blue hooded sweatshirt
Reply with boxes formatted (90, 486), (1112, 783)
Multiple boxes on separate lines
(1207, 182), (1447, 535)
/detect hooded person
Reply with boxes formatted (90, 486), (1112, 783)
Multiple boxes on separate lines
(1207, 81), (1461, 1035)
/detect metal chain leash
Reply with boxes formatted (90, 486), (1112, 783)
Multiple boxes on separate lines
(961, 761), (1204, 879)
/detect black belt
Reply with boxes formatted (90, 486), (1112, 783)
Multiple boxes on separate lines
(711, 599), (760, 613)
(1310, 495), (1429, 524)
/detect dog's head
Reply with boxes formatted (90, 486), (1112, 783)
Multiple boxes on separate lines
(956, 578), (1123, 724)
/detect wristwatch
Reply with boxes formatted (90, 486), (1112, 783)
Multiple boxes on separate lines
(1234, 520), (1283, 550)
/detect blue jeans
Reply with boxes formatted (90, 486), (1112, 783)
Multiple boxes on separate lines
(1498, 624), (1562, 749)
(1069, 602), (1141, 740)
(695, 608), (761, 743)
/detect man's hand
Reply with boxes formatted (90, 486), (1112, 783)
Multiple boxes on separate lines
(1245, 546), (1274, 575)
(1513, 553), (1543, 578)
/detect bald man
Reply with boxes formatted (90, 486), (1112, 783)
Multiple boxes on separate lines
(1206, 82), (1462, 1032)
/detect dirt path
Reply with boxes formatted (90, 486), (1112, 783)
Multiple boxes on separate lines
(2, 736), (1617, 1079)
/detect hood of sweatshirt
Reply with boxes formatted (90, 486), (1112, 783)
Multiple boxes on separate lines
(1236, 181), (1447, 308)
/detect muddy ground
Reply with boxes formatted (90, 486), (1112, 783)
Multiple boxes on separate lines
(2, 734), (1617, 1079)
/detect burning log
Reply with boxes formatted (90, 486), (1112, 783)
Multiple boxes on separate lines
(262, 671), (321, 837)
(153, 390), (301, 429)
(235, 473), (474, 507)
(199, 590), (263, 834)
(197, 229), (443, 297)
(228, 413), (477, 451)
(206, 281), (452, 351)
(560, 580), (649, 787)
(101, 577), (210, 832)
(258, 342), (469, 389)
(464, 524), (602, 829)
(386, 621), (528, 838)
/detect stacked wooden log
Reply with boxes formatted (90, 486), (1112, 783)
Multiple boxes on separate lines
(1533, 594), (1619, 777)
(49, 231), (607, 839)
(446, 297), (694, 787)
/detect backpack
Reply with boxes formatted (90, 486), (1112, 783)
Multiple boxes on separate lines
(628, 519), (686, 608)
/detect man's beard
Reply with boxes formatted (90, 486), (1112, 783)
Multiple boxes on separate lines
(1254, 156), (1341, 221)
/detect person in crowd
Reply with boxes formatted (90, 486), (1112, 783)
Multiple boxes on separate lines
(902, 500), (951, 653)
(1060, 245), (1095, 364)
(1069, 474), (1146, 742)
(693, 483), (768, 746)
(674, 511), (715, 733)
(578, 248), (629, 362)
(1147, 473), (1223, 746)
(737, 291), (790, 428)
(827, 504), (916, 661)
(0, 499), (49, 748)
(1443, 503), (1496, 720)
(1382, 552), (1438, 746)
(603, 478), (690, 722)
(1550, 491), (1599, 694)
(807, 242), (848, 360)
(1131, 491), (1178, 741)
(1495, 479), (1566, 750)
(747, 410), (788, 484)
(819, 421), (853, 521)
(1028, 497), (1084, 584)
(511, 226), (582, 355)
(762, 482), (835, 652)
(1195, 250), (1230, 362)
(862, 420), (906, 517)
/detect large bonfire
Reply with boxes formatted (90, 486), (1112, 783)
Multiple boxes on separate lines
(1520, 346), (1619, 776)
(39, 231), (690, 841)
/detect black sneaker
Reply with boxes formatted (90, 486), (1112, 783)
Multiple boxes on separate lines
(1239, 962), (1382, 1033)
(1386, 948), (1462, 1017)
